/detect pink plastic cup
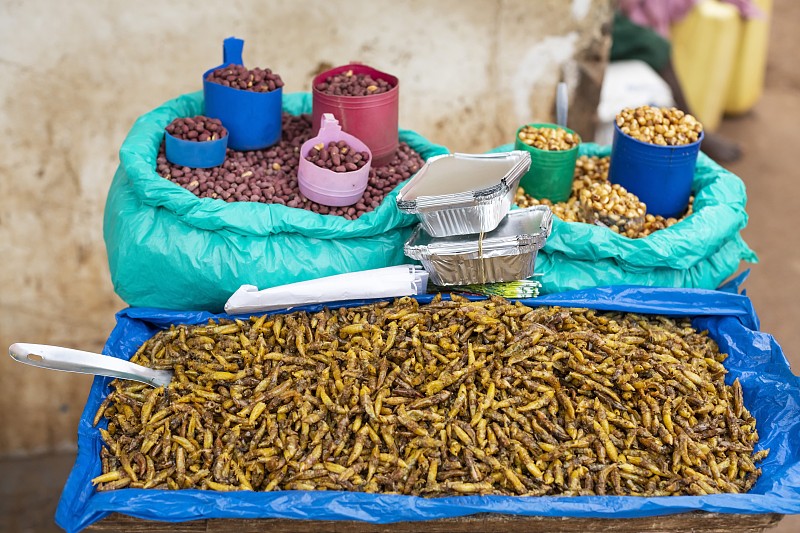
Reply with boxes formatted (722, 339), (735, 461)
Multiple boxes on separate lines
(312, 63), (398, 166)
(298, 114), (372, 207)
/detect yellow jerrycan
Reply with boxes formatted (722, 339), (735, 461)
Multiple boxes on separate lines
(725, 0), (772, 115)
(671, 0), (741, 131)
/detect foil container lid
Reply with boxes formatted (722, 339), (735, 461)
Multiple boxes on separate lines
(404, 206), (553, 260)
(396, 151), (531, 212)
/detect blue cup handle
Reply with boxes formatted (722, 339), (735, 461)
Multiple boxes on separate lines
(204, 37), (244, 79)
(223, 37), (244, 66)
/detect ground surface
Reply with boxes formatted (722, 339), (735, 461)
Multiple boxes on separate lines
(717, 2), (800, 529)
(3, 0), (799, 531)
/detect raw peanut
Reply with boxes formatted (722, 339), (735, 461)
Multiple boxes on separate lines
(315, 70), (393, 96)
(157, 113), (423, 218)
(206, 64), (284, 93)
(305, 141), (370, 173)
(166, 116), (228, 142)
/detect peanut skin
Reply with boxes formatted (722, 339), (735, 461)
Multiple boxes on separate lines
(306, 140), (370, 173)
(165, 116), (227, 142)
(315, 70), (393, 96)
(157, 113), (422, 220)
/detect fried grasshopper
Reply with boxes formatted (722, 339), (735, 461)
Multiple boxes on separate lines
(93, 296), (765, 496)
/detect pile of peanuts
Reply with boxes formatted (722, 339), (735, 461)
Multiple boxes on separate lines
(158, 113), (424, 220)
(514, 193), (580, 223)
(515, 156), (608, 223)
(165, 116), (227, 142)
(573, 155), (611, 190)
(315, 70), (393, 96)
(515, 156), (690, 238)
(616, 106), (703, 146)
(578, 182), (647, 234)
(206, 64), (284, 93)
(305, 141), (370, 173)
(517, 125), (579, 151)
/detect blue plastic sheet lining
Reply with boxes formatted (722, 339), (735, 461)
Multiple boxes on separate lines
(55, 286), (800, 532)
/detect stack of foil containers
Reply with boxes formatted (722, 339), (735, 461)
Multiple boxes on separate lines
(397, 152), (552, 286)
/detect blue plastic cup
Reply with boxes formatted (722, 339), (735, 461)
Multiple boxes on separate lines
(608, 122), (704, 218)
(203, 37), (282, 151)
(164, 131), (227, 169)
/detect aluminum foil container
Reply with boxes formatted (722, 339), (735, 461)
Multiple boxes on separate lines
(404, 206), (553, 286)
(396, 151), (531, 237)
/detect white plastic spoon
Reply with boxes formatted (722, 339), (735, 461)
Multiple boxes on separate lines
(8, 343), (172, 388)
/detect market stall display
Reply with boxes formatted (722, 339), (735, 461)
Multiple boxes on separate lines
(53, 287), (800, 531)
(20, 29), (793, 533)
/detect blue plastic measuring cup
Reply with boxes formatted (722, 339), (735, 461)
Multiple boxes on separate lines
(203, 37), (282, 151)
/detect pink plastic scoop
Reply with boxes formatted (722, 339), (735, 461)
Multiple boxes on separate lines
(297, 114), (372, 207)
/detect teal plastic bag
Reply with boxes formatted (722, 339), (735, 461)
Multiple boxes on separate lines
(104, 92), (448, 311)
(492, 142), (757, 292)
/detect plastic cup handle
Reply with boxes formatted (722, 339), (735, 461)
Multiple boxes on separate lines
(557, 82), (568, 128)
(319, 113), (343, 135)
(223, 37), (244, 66)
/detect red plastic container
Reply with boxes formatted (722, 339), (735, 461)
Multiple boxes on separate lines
(312, 63), (399, 166)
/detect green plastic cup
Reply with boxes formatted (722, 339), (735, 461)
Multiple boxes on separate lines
(514, 123), (580, 203)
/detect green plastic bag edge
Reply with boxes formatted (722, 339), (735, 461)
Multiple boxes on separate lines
(117, 91), (449, 240)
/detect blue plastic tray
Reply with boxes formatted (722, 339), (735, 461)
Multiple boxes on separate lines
(55, 285), (800, 532)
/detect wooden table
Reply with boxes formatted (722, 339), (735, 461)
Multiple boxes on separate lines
(87, 512), (783, 532)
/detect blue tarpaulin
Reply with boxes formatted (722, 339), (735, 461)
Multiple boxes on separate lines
(55, 286), (800, 532)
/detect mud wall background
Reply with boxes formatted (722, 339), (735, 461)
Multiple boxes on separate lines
(0, 0), (611, 455)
